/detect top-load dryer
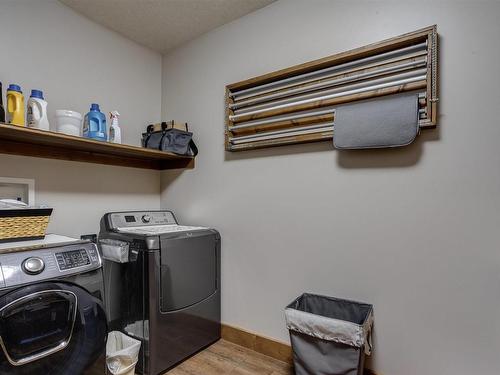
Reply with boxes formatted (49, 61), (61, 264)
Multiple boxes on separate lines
(99, 210), (220, 375)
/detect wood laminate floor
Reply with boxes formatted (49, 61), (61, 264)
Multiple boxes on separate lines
(164, 339), (293, 375)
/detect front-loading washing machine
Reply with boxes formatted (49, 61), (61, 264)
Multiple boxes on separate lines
(0, 235), (107, 374)
(99, 210), (221, 375)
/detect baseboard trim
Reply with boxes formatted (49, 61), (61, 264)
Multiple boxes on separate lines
(221, 323), (293, 363)
(221, 323), (378, 375)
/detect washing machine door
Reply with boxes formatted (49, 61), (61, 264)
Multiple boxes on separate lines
(0, 281), (107, 375)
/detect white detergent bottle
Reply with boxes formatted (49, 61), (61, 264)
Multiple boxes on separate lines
(109, 110), (121, 144)
(27, 89), (49, 130)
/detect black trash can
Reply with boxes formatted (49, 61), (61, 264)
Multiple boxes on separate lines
(285, 293), (374, 375)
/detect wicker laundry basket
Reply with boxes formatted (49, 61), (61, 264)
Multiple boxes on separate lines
(0, 208), (53, 243)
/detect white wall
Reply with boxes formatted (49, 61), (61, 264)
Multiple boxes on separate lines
(160, 1), (500, 374)
(0, 0), (162, 236)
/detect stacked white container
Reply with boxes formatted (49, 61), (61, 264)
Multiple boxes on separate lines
(55, 110), (83, 136)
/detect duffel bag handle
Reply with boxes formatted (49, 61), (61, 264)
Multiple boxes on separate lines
(188, 138), (198, 156)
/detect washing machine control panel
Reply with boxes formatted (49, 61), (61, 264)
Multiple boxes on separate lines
(55, 249), (91, 270)
(108, 211), (178, 229)
(0, 242), (102, 289)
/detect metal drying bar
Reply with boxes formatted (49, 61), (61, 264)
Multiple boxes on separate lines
(229, 58), (427, 110)
(225, 25), (438, 152)
(229, 73), (427, 120)
(229, 42), (428, 99)
(230, 101), (427, 145)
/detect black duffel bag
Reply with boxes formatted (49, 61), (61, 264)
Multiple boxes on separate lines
(142, 122), (198, 156)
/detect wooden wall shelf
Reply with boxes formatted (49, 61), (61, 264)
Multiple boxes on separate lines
(0, 123), (194, 170)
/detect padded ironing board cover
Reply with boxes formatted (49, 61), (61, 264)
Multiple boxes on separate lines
(333, 93), (419, 149)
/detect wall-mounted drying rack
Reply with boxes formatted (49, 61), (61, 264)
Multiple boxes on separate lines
(225, 25), (438, 151)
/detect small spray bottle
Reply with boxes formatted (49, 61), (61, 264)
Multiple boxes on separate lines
(109, 111), (121, 144)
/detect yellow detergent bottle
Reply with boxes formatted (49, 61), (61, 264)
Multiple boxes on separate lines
(6, 84), (25, 126)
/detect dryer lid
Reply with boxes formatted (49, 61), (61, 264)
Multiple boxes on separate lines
(117, 224), (208, 235)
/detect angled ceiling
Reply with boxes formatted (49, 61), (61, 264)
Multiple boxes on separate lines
(59, 0), (275, 54)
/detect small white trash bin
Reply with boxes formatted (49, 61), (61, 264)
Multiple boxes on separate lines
(106, 331), (142, 375)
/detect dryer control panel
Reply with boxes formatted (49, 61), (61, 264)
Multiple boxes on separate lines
(107, 211), (178, 229)
(0, 242), (101, 289)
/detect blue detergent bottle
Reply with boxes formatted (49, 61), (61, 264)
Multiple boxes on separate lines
(83, 103), (107, 141)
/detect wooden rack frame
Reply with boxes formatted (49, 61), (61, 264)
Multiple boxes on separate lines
(225, 25), (438, 151)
